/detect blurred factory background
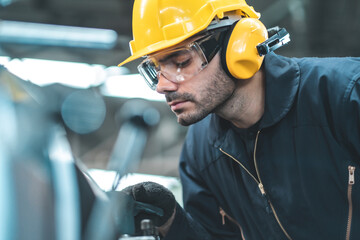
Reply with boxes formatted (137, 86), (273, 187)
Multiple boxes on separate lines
(1, 0), (359, 179)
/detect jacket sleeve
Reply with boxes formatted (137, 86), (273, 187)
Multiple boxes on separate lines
(164, 123), (244, 239)
(163, 203), (213, 240)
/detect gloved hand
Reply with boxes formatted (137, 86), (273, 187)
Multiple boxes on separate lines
(122, 181), (176, 235)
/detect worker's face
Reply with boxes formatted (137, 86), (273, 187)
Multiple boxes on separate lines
(156, 52), (236, 126)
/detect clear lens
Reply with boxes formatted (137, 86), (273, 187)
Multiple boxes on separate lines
(138, 42), (208, 90)
(158, 45), (207, 82)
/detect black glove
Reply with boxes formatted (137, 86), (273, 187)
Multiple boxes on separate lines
(122, 181), (176, 233)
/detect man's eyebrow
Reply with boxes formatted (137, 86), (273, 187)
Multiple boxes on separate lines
(158, 50), (185, 63)
(155, 34), (205, 63)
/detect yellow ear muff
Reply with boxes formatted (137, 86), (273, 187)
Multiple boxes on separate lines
(223, 18), (268, 79)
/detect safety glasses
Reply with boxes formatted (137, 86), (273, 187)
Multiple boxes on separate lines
(138, 30), (224, 90)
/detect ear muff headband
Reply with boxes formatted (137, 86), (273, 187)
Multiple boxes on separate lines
(221, 18), (268, 79)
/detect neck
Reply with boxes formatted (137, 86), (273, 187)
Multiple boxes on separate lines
(215, 68), (265, 129)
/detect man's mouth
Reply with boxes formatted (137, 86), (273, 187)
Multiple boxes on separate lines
(169, 100), (189, 112)
(166, 92), (194, 112)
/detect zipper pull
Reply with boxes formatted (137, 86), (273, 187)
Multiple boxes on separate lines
(259, 183), (266, 195)
(348, 166), (355, 185)
(219, 207), (226, 225)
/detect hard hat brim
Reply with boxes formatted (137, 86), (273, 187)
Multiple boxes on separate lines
(118, 35), (196, 67)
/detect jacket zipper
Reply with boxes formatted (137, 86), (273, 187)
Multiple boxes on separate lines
(219, 130), (292, 240)
(253, 131), (292, 240)
(346, 166), (355, 240)
(219, 207), (246, 240)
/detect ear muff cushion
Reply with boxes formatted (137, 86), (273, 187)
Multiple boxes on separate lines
(221, 18), (268, 79)
(220, 21), (238, 79)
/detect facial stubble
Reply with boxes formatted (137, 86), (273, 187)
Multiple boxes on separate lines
(173, 68), (236, 126)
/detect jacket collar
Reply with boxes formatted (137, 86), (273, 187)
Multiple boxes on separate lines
(209, 53), (300, 147)
(260, 52), (300, 128)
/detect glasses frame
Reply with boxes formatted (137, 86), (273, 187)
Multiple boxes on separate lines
(138, 27), (228, 90)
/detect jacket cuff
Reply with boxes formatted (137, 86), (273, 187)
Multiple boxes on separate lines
(162, 203), (187, 240)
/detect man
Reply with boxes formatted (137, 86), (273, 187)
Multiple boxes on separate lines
(118, 0), (360, 239)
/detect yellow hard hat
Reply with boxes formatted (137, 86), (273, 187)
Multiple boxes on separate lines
(118, 0), (260, 66)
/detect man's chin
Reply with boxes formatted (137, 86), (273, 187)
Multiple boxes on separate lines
(176, 111), (209, 126)
(177, 118), (192, 126)
(175, 112), (192, 126)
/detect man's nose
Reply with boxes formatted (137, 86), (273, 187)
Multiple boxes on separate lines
(156, 73), (178, 94)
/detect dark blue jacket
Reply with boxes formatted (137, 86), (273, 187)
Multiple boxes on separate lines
(165, 53), (360, 240)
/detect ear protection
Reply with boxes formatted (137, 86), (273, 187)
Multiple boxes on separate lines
(221, 18), (268, 79)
